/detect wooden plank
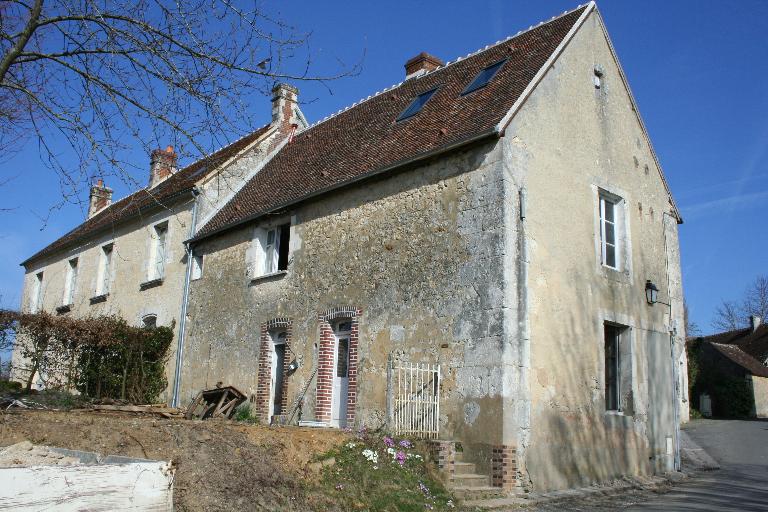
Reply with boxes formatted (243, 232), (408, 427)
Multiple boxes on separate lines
(0, 461), (173, 511)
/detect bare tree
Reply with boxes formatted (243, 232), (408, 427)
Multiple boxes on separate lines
(684, 300), (700, 337)
(1, 0), (359, 210)
(712, 275), (768, 332)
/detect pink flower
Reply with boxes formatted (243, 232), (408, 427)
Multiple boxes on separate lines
(396, 450), (407, 465)
(383, 436), (395, 448)
(399, 439), (412, 448)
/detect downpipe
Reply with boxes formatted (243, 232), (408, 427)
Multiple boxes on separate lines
(171, 187), (200, 408)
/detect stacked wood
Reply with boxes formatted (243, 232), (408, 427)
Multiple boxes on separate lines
(73, 404), (184, 418)
(184, 386), (246, 420)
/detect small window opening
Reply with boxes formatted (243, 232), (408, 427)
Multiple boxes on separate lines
(64, 258), (78, 305)
(461, 60), (506, 95)
(599, 194), (619, 270)
(336, 338), (349, 378)
(191, 253), (203, 280)
(153, 223), (168, 279)
(142, 314), (157, 329)
(32, 272), (44, 313)
(396, 88), (438, 121)
(605, 324), (620, 411)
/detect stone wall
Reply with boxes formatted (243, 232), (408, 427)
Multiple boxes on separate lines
(752, 375), (768, 419)
(15, 200), (194, 399)
(181, 140), (511, 471)
(501, 11), (682, 490)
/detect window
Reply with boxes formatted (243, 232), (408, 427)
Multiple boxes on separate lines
(142, 314), (157, 328)
(253, 223), (290, 279)
(31, 272), (43, 313)
(396, 88), (438, 121)
(152, 223), (168, 280)
(63, 258), (78, 305)
(191, 253), (203, 280)
(604, 323), (632, 414)
(599, 193), (620, 270)
(97, 244), (113, 295)
(604, 325), (620, 411)
(461, 60), (506, 95)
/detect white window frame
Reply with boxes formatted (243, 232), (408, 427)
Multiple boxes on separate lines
(151, 222), (168, 280)
(250, 220), (290, 280)
(191, 253), (203, 280)
(63, 257), (78, 305)
(593, 185), (631, 278)
(31, 271), (43, 313)
(599, 194), (619, 270)
(96, 244), (113, 295)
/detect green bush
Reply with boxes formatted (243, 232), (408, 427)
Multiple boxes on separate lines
(76, 320), (173, 404)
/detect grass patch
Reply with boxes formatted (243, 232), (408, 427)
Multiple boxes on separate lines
(312, 430), (457, 511)
(233, 404), (260, 424)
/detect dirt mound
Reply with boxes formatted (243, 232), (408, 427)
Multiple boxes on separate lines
(0, 410), (349, 511)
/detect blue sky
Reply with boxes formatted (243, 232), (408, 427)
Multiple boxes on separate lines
(0, 0), (766, 335)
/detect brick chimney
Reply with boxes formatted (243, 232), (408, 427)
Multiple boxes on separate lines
(88, 179), (112, 219)
(405, 52), (444, 80)
(271, 83), (301, 132)
(149, 146), (178, 188)
(750, 315), (762, 333)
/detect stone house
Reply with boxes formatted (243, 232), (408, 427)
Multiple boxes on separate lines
(176, 2), (687, 492)
(14, 1), (688, 493)
(690, 316), (768, 418)
(12, 84), (307, 399)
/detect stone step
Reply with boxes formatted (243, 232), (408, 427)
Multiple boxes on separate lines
(453, 461), (477, 475)
(451, 486), (506, 501)
(451, 473), (491, 488)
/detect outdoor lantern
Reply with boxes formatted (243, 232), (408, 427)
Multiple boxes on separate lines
(288, 359), (300, 372)
(645, 280), (659, 305)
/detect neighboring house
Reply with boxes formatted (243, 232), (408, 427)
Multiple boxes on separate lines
(12, 84), (307, 398)
(176, 2), (687, 493)
(689, 316), (768, 418)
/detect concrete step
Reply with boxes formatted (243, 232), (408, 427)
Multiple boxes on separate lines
(453, 461), (477, 475)
(451, 473), (491, 488)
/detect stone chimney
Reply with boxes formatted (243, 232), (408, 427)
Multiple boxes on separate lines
(271, 83), (300, 132)
(149, 146), (178, 188)
(750, 315), (762, 333)
(405, 52), (444, 80)
(88, 179), (112, 219)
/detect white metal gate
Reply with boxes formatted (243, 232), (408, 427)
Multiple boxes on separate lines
(390, 361), (440, 439)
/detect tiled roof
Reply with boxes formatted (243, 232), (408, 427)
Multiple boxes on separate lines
(22, 124), (272, 266)
(694, 324), (768, 364)
(709, 342), (768, 378)
(196, 5), (589, 239)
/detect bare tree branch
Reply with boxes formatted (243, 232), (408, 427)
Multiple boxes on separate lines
(0, 0), (363, 213)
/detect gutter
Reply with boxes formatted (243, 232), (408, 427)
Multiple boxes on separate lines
(171, 186), (201, 408)
(188, 128), (499, 244)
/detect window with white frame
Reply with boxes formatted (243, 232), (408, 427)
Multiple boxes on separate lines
(63, 258), (78, 305)
(96, 244), (113, 295)
(191, 253), (203, 280)
(252, 222), (290, 279)
(151, 223), (168, 280)
(598, 192), (621, 270)
(31, 271), (43, 313)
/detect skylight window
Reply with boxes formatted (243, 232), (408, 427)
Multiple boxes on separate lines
(396, 88), (438, 121)
(461, 60), (506, 95)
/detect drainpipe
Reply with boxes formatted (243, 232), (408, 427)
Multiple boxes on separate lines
(171, 186), (200, 408)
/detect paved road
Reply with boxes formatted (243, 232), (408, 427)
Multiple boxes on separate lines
(627, 419), (768, 511)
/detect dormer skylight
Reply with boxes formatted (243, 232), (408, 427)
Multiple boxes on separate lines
(461, 60), (506, 95)
(396, 88), (438, 121)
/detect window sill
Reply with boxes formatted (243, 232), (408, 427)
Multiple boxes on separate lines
(55, 304), (72, 314)
(90, 293), (109, 305)
(139, 278), (164, 290)
(250, 270), (287, 284)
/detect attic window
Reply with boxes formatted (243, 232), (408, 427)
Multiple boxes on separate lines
(461, 59), (506, 95)
(396, 88), (438, 121)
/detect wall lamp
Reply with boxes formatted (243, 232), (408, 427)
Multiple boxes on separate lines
(645, 280), (659, 305)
